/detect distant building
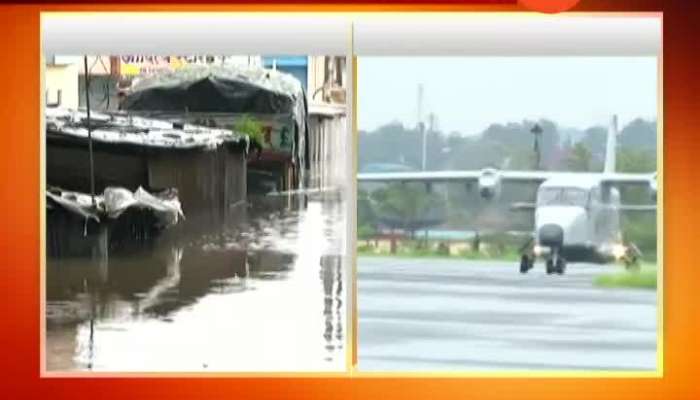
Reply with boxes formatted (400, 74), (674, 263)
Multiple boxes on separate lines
(262, 55), (347, 103)
(306, 56), (348, 189)
(308, 56), (347, 105)
(44, 56), (99, 109)
(263, 56), (309, 89)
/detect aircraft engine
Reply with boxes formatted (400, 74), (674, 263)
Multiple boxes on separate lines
(478, 168), (502, 200)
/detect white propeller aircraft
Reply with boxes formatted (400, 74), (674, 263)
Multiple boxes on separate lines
(357, 116), (658, 275)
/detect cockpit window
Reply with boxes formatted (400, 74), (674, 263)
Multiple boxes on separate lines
(537, 187), (588, 207)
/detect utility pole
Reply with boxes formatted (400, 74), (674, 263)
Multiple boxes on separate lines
(425, 113), (437, 171)
(417, 84), (426, 171)
(428, 113), (437, 134)
(83, 56), (96, 206)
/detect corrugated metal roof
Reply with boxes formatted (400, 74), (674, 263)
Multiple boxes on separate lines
(46, 107), (246, 150)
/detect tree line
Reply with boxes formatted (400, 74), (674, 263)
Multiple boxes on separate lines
(359, 117), (656, 173)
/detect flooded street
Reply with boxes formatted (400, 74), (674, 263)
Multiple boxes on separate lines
(46, 194), (347, 372)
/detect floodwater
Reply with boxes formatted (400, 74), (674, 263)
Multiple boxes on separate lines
(45, 194), (347, 372)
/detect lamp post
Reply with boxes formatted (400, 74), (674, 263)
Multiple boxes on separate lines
(531, 123), (543, 170)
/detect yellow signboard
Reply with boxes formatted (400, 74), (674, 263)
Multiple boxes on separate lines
(119, 55), (222, 76)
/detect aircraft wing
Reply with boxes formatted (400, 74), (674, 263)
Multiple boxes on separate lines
(357, 170), (559, 183)
(511, 202), (658, 212)
(357, 171), (481, 182)
(358, 170), (657, 207)
(617, 204), (657, 212)
(601, 172), (657, 186)
(601, 172), (658, 208)
(498, 171), (560, 183)
(358, 170), (657, 187)
(510, 202), (537, 211)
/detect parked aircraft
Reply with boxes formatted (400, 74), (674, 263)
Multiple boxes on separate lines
(357, 116), (657, 274)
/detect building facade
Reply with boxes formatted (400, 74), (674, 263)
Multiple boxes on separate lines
(44, 55), (349, 192)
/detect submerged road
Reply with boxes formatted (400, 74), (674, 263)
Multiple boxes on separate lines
(46, 198), (347, 372)
(358, 257), (658, 372)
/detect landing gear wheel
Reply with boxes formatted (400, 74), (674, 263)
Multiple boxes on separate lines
(625, 261), (641, 272)
(545, 259), (554, 275)
(624, 254), (640, 272)
(520, 254), (533, 274)
(555, 257), (566, 275)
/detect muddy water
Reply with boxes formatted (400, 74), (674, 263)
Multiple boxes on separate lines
(45, 194), (347, 372)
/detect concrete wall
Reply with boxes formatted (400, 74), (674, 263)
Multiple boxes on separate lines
(45, 64), (80, 109)
(308, 112), (348, 190)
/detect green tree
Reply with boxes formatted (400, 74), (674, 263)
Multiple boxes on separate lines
(617, 148), (656, 204)
(619, 118), (657, 151)
(357, 189), (377, 243)
(617, 148), (656, 173)
(581, 126), (607, 163)
(566, 142), (592, 171)
(357, 224), (376, 245)
(617, 148), (657, 259)
(233, 115), (264, 147)
(372, 183), (445, 239)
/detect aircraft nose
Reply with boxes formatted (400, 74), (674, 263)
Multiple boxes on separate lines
(538, 223), (564, 248)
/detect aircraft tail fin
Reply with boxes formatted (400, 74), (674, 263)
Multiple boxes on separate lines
(604, 115), (618, 173)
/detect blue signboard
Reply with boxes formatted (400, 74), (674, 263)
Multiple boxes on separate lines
(262, 56), (308, 90)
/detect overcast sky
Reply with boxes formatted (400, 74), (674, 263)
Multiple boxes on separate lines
(358, 56), (658, 135)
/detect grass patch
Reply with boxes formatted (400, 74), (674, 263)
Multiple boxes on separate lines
(594, 265), (657, 290)
(356, 244), (520, 261)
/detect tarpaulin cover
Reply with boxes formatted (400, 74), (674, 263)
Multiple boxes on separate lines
(121, 64), (309, 170)
(47, 186), (185, 228)
(124, 74), (295, 115)
(122, 64), (306, 126)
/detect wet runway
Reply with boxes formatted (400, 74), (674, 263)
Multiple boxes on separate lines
(358, 257), (658, 372)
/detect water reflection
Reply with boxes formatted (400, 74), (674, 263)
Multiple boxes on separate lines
(45, 194), (346, 372)
(321, 255), (344, 360)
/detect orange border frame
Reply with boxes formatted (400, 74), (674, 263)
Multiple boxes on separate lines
(2, 1), (696, 399)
